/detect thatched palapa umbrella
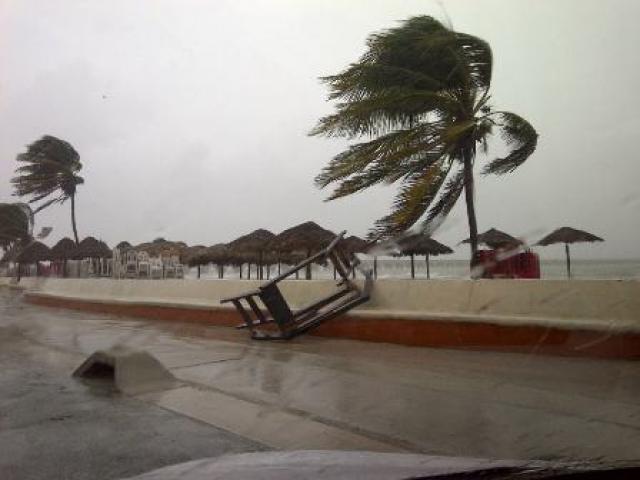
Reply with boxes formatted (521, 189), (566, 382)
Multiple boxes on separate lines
(461, 228), (522, 250)
(204, 244), (230, 279)
(181, 245), (208, 278)
(135, 238), (186, 258)
(536, 227), (603, 278)
(17, 241), (51, 276)
(228, 229), (275, 280)
(50, 237), (77, 277)
(73, 236), (112, 260)
(73, 237), (112, 277)
(116, 241), (132, 250)
(340, 235), (369, 256)
(17, 241), (50, 262)
(50, 237), (77, 260)
(269, 221), (335, 279)
(339, 235), (369, 279)
(395, 234), (453, 279)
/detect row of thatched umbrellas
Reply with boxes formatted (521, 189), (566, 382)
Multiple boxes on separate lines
(1, 236), (112, 265)
(0, 223), (603, 279)
(179, 223), (603, 280)
(181, 222), (338, 280)
(178, 222), (451, 280)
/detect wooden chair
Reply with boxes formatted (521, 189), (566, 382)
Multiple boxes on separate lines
(221, 232), (372, 340)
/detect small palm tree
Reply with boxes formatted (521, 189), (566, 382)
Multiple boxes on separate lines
(0, 202), (33, 251)
(12, 135), (84, 244)
(311, 16), (538, 257)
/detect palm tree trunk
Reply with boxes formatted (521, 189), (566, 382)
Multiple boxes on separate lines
(462, 148), (479, 260)
(71, 193), (80, 245)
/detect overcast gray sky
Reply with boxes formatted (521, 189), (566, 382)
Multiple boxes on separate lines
(1, 0), (639, 259)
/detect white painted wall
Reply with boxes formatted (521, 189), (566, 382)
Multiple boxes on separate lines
(4, 277), (639, 332)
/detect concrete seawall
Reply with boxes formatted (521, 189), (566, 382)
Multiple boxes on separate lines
(3, 277), (639, 358)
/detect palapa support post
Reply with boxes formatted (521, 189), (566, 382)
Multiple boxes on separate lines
(565, 243), (571, 279)
(425, 253), (430, 280)
(305, 249), (312, 280)
(410, 254), (415, 279)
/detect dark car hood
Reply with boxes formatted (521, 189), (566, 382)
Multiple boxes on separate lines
(123, 451), (552, 480)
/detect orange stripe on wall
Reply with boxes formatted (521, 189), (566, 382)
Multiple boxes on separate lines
(26, 294), (640, 360)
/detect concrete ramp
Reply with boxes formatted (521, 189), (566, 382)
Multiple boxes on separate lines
(73, 346), (177, 394)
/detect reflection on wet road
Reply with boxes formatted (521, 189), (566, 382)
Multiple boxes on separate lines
(1, 287), (639, 464)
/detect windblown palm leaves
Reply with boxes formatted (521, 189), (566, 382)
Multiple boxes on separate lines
(11, 136), (84, 244)
(311, 16), (537, 255)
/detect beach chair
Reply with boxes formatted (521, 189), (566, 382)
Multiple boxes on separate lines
(221, 231), (373, 340)
(150, 257), (163, 280)
(124, 250), (138, 279)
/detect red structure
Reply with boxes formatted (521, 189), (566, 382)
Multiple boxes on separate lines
(473, 250), (540, 279)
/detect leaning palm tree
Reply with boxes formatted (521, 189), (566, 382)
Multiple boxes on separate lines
(311, 16), (538, 258)
(0, 202), (35, 281)
(11, 135), (84, 244)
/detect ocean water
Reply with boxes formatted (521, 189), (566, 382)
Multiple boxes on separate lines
(187, 258), (640, 281)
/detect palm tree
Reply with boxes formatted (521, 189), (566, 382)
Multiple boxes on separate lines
(11, 135), (84, 244)
(0, 202), (33, 251)
(311, 16), (538, 259)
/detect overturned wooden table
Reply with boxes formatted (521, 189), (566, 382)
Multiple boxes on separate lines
(221, 232), (373, 340)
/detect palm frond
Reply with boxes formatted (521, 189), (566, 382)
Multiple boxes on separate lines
(321, 63), (446, 103)
(311, 88), (459, 138)
(315, 123), (445, 188)
(422, 167), (465, 227)
(482, 112), (538, 175)
(32, 195), (66, 213)
(452, 33), (493, 89)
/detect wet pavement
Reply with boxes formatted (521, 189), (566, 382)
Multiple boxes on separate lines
(0, 289), (266, 480)
(1, 287), (639, 479)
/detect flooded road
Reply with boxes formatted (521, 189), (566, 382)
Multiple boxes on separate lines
(1, 287), (639, 479)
